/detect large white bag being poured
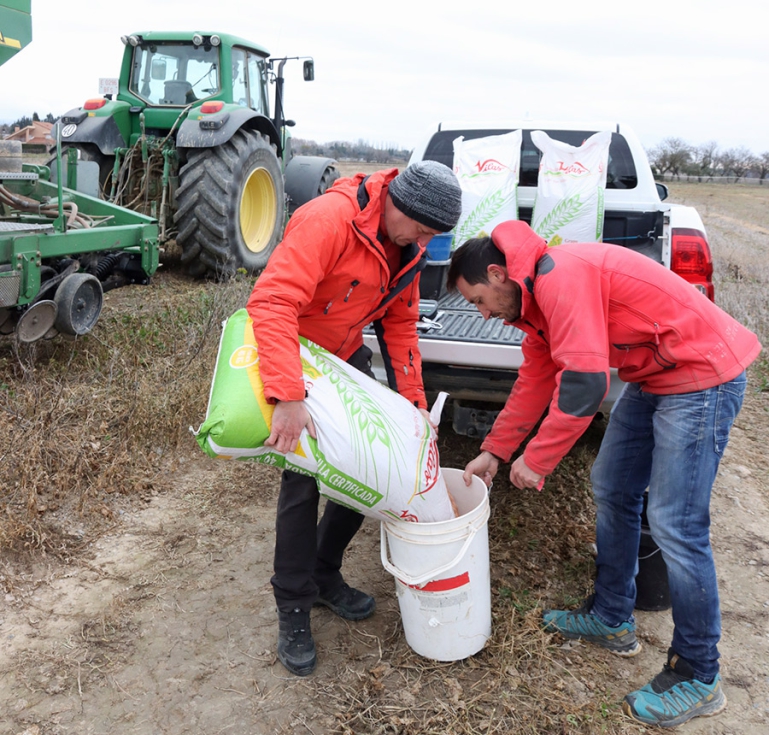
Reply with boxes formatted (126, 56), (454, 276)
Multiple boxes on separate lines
(194, 309), (456, 523)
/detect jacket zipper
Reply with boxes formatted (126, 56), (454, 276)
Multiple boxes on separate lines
(325, 280), (361, 314)
(340, 223), (423, 353)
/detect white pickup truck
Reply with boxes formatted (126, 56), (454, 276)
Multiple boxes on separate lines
(364, 120), (715, 438)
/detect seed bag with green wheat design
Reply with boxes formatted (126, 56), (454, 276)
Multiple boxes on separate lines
(451, 130), (522, 249)
(193, 309), (455, 523)
(530, 130), (611, 246)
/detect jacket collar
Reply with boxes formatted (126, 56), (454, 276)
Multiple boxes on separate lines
(491, 220), (549, 322)
(325, 168), (427, 302)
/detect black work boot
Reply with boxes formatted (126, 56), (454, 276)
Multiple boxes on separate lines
(315, 582), (376, 621)
(277, 608), (316, 676)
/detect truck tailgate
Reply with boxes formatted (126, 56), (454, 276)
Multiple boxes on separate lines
(415, 292), (525, 369)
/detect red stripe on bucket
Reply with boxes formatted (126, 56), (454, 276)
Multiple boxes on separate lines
(407, 572), (470, 592)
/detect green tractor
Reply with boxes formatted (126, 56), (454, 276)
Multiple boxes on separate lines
(1, 0), (160, 343)
(55, 31), (339, 278)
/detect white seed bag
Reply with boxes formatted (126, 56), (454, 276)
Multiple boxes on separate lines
(530, 130), (612, 245)
(194, 309), (455, 523)
(451, 130), (522, 248)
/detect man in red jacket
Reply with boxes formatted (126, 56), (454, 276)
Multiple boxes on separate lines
(246, 161), (462, 676)
(449, 220), (761, 727)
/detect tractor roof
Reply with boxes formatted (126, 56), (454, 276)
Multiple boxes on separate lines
(127, 31), (270, 58)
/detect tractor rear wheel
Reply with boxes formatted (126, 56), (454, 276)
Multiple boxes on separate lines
(174, 129), (284, 279)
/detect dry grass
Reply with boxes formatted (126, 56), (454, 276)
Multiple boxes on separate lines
(0, 264), (254, 552)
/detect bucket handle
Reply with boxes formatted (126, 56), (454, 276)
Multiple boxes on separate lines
(380, 522), (479, 587)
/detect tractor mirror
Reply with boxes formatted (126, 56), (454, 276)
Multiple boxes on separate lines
(303, 60), (314, 82)
(151, 58), (167, 80)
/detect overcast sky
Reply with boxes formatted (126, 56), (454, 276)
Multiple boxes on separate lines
(2, 0), (767, 155)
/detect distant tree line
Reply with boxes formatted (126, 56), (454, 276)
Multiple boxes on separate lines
(291, 138), (410, 164)
(647, 138), (769, 184)
(1, 112), (57, 139)
(4, 112), (57, 130)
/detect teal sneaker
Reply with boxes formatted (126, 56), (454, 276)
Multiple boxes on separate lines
(542, 595), (641, 657)
(623, 650), (726, 727)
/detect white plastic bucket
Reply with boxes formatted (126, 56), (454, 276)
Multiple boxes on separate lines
(380, 468), (491, 661)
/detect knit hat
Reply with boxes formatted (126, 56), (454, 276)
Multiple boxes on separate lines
(389, 161), (462, 232)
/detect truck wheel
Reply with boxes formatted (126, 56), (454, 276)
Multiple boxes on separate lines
(175, 129), (285, 279)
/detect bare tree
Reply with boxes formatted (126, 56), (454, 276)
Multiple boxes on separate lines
(755, 152), (769, 185)
(648, 137), (692, 180)
(717, 147), (756, 182)
(690, 141), (719, 182)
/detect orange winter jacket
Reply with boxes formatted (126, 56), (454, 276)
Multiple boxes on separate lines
(246, 169), (428, 408)
(481, 220), (762, 476)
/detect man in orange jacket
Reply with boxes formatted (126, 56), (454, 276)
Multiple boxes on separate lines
(246, 161), (462, 676)
(450, 221), (760, 727)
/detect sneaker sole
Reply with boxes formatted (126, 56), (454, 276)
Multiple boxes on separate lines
(562, 634), (642, 658)
(622, 691), (727, 727)
(598, 639), (642, 658)
(544, 623), (642, 657)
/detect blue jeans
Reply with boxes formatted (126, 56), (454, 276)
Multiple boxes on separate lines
(590, 372), (747, 681)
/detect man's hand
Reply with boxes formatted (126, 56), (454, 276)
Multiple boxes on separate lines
(463, 451), (499, 489)
(509, 456), (544, 491)
(264, 400), (316, 454)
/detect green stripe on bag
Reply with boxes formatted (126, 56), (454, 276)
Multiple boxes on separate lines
(195, 309), (273, 457)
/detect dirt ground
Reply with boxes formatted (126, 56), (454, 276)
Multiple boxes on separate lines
(1, 177), (768, 735)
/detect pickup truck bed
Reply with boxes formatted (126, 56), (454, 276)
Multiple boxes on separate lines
(364, 120), (713, 438)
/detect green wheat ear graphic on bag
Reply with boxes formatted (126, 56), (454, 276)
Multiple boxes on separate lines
(304, 341), (409, 489)
(532, 195), (584, 241)
(547, 235), (563, 247)
(454, 190), (514, 244)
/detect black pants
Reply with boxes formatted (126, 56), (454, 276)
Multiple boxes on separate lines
(271, 345), (374, 613)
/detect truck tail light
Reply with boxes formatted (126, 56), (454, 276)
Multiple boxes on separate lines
(671, 227), (714, 301)
(83, 98), (107, 111)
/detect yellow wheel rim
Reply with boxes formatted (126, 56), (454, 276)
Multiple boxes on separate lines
(240, 166), (277, 254)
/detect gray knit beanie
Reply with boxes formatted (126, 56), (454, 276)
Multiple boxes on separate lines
(389, 161), (462, 232)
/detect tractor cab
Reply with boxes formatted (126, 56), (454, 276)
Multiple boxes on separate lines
(118, 33), (271, 115)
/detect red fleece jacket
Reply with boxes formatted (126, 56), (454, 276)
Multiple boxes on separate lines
(481, 221), (762, 476)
